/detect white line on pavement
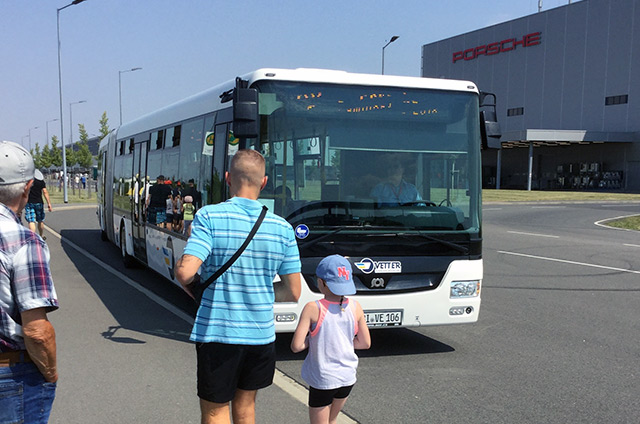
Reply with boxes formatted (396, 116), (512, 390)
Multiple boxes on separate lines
(507, 230), (560, 239)
(624, 244), (640, 248)
(594, 214), (640, 231)
(44, 225), (362, 423)
(531, 206), (566, 209)
(498, 250), (640, 274)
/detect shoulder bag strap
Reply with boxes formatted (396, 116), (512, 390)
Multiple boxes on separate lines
(199, 205), (268, 291)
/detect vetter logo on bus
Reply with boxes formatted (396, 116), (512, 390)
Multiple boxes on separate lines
(355, 258), (402, 274)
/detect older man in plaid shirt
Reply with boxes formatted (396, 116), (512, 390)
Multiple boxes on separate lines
(0, 141), (59, 423)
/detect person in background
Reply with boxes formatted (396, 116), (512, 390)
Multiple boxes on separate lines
(24, 169), (53, 241)
(146, 175), (172, 225)
(182, 178), (202, 211)
(0, 141), (59, 423)
(291, 254), (371, 424)
(175, 149), (301, 424)
(370, 156), (422, 207)
(165, 190), (174, 231)
(172, 182), (183, 233)
(182, 195), (195, 236)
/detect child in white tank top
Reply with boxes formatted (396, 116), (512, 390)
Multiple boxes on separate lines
(291, 255), (371, 424)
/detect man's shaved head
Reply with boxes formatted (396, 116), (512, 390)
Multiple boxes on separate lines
(228, 149), (266, 191)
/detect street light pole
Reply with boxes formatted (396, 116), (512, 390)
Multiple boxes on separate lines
(69, 100), (87, 170)
(57, 0), (88, 203)
(381, 35), (399, 75)
(28, 126), (39, 152)
(46, 118), (59, 147)
(119, 67), (142, 126)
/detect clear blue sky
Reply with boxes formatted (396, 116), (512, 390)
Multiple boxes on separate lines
(1, 0), (574, 149)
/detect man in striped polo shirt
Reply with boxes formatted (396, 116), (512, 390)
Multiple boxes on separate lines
(176, 149), (301, 424)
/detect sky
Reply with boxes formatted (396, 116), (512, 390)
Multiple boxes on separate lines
(1, 0), (575, 150)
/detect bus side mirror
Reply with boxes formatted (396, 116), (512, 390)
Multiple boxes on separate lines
(233, 77), (259, 139)
(479, 92), (502, 150)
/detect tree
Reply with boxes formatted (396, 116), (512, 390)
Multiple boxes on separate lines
(50, 136), (62, 167)
(33, 144), (42, 169)
(41, 144), (53, 168)
(99, 111), (110, 139)
(65, 146), (76, 167)
(76, 123), (93, 169)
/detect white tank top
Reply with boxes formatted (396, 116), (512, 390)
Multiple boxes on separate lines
(301, 298), (359, 390)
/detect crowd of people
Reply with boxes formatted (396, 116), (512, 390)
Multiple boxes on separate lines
(1, 144), (371, 424)
(146, 176), (201, 235)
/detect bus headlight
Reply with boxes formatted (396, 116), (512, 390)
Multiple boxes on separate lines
(450, 280), (480, 298)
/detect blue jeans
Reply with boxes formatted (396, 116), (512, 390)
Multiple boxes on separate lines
(0, 363), (56, 424)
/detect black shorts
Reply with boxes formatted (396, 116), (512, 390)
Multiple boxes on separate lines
(308, 384), (354, 407)
(196, 342), (276, 403)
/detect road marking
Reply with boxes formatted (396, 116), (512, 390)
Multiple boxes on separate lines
(507, 231), (559, 239)
(45, 225), (357, 423)
(594, 214), (640, 231)
(624, 244), (640, 248)
(601, 204), (640, 207)
(498, 250), (640, 275)
(531, 206), (566, 209)
(52, 204), (97, 211)
(483, 208), (503, 211)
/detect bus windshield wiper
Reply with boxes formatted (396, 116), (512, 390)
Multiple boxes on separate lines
(298, 225), (394, 249)
(396, 231), (469, 255)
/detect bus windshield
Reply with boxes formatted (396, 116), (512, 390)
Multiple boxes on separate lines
(253, 81), (481, 234)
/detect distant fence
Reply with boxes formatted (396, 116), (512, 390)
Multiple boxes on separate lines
(46, 174), (97, 199)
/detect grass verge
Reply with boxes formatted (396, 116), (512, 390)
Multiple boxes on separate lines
(48, 188), (97, 205)
(602, 215), (640, 231)
(483, 189), (640, 203)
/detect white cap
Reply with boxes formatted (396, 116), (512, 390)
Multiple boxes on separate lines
(0, 141), (35, 185)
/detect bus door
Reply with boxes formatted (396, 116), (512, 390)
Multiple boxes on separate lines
(132, 140), (148, 261)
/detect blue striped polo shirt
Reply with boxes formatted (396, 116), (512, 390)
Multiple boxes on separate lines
(184, 196), (301, 345)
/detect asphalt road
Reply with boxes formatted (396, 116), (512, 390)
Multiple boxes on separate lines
(42, 201), (640, 423)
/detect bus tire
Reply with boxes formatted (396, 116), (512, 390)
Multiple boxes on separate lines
(101, 230), (108, 241)
(120, 226), (135, 268)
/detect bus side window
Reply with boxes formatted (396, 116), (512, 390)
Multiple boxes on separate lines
(172, 125), (181, 147)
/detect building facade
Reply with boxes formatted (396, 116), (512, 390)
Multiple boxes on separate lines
(422, 0), (640, 191)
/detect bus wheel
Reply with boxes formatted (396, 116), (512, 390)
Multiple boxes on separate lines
(101, 230), (108, 241)
(120, 226), (135, 268)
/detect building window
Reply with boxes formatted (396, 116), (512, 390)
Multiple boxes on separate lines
(507, 107), (524, 117)
(605, 95), (628, 106)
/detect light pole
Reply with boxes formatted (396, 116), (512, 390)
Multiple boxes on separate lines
(69, 100), (87, 163)
(381, 35), (399, 75)
(46, 118), (58, 147)
(119, 67), (142, 125)
(28, 126), (39, 152)
(58, 0), (89, 203)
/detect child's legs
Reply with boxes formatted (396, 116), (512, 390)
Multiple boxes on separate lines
(308, 385), (353, 424)
(309, 397), (349, 424)
(328, 397), (349, 424)
(309, 405), (331, 424)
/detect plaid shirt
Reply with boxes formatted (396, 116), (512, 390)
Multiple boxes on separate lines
(0, 202), (58, 352)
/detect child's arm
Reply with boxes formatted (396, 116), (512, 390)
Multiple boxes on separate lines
(353, 301), (372, 350)
(291, 302), (317, 353)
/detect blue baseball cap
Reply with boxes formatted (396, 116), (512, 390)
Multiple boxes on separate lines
(316, 255), (356, 295)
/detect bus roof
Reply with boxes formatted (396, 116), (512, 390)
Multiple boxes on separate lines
(116, 68), (479, 140)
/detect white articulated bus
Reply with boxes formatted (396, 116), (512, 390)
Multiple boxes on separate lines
(97, 68), (500, 331)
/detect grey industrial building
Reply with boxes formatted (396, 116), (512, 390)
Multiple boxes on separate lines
(422, 0), (640, 192)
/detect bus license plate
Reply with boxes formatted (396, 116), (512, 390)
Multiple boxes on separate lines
(364, 310), (403, 327)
